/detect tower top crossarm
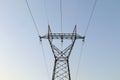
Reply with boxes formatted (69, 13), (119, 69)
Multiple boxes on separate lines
(39, 25), (85, 41)
(40, 33), (84, 40)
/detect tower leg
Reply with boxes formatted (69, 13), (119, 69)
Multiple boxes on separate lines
(52, 58), (71, 80)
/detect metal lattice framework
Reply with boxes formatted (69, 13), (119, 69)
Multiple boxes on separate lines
(40, 25), (85, 80)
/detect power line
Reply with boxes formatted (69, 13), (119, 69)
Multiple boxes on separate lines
(60, 0), (63, 51)
(25, 0), (50, 79)
(76, 41), (85, 80)
(76, 0), (98, 80)
(84, 0), (98, 36)
(25, 0), (40, 36)
(60, 0), (63, 33)
(40, 41), (51, 80)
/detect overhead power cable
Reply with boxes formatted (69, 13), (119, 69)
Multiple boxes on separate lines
(75, 41), (85, 80)
(25, 0), (40, 35)
(25, 0), (50, 80)
(76, 0), (98, 80)
(60, 0), (63, 33)
(60, 0), (63, 51)
(84, 0), (98, 36)
(40, 41), (50, 80)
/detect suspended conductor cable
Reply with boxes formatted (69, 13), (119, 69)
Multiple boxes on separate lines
(76, 0), (98, 80)
(60, 0), (63, 33)
(84, 0), (98, 36)
(40, 41), (50, 80)
(25, 0), (50, 79)
(60, 0), (63, 51)
(76, 41), (85, 80)
(25, 0), (40, 35)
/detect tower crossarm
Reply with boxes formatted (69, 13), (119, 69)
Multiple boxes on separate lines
(40, 33), (85, 40)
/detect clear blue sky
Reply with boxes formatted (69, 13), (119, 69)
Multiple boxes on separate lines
(0, 0), (120, 80)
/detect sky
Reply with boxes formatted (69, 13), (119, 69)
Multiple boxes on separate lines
(0, 0), (120, 80)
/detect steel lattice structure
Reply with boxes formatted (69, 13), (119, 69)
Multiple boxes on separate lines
(40, 25), (85, 80)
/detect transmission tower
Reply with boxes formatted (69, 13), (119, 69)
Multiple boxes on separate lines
(40, 25), (85, 80)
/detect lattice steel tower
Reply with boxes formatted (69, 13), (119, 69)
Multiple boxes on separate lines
(40, 25), (85, 80)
